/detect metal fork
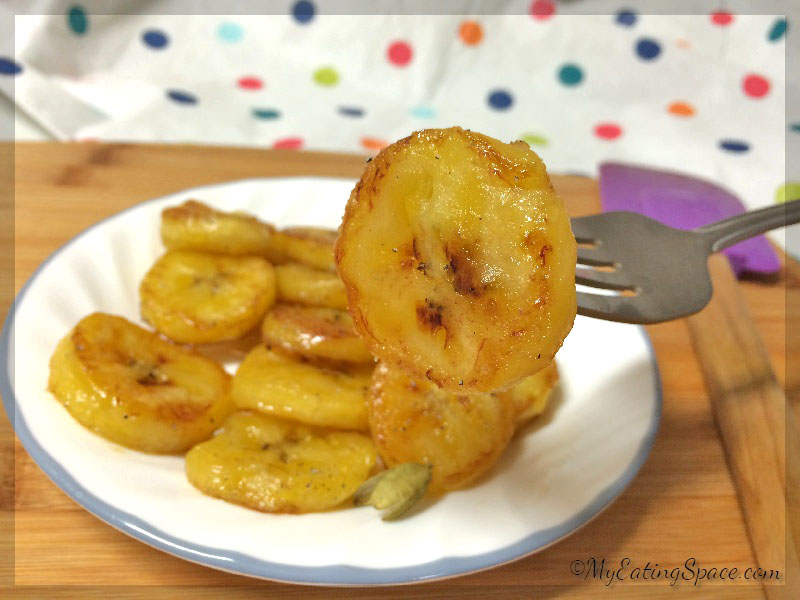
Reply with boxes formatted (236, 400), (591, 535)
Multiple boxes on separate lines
(572, 199), (800, 324)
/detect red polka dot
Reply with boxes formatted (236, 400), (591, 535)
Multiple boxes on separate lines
(530, 0), (555, 20)
(387, 41), (413, 67)
(238, 76), (263, 90)
(742, 74), (770, 98)
(273, 137), (303, 150)
(594, 123), (623, 140)
(711, 11), (734, 26)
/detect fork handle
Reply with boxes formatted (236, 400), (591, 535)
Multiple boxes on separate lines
(696, 198), (800, 252)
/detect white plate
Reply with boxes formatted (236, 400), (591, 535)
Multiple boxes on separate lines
(2, 178), (661, 585)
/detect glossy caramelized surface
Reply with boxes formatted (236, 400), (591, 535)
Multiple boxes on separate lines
(140, 250), (276, 345)
(48, 313), (233, 454)
(186, 411), (376, 513)
(275, 263), (348, 310)
(336, 127), (576, 392)
(232, 345), (371, 430)
(368, 362), (518, 493)
(161, 199), (279, 258)
(261, 304), (374, 365)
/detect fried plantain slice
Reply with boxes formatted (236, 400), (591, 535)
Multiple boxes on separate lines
(271, 226), (337, 272)
(497, 360), (559, 428)
(261, 304), (373, 366)
(185, 411), (377, 513)
(368, 362), (518, 493)
(275, 263), (348, 310)
(161, 200), (280, 258)
(140, 250), (276, 344)
(336, 127), (576, 392)
(232, 345), (371, 430)
(48, 313), (233, 454)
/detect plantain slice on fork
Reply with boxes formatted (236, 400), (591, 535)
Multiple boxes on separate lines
(48, 313), (233, 454)
(140, 250), (276, 344)
(186, 411), (377, 513)
(336, 127), (576, 393)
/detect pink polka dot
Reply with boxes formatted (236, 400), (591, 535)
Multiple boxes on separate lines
(594, 123), (623, 140)
(273, 137), (303, 150)
(530, 0), (555, 20)
(387, 41), (413, 67)
(742, 74), (770, 98)
(711, 11), (734, 26)
(238, 76), (263, 90)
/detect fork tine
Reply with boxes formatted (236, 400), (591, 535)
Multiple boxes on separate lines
(569, 215), (603, 242)
(577, 248), (615, 266)
(575, 268), (634, 291)
(576, 291), (650, 324)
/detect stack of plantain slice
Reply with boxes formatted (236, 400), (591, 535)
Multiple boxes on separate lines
(49, 127), (568, 519)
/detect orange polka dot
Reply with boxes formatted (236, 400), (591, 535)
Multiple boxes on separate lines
(676, 38), (691, 49)
(459, 20), (483, 45)
(668, 101), (695, 117)
(361, 137), (388, 152)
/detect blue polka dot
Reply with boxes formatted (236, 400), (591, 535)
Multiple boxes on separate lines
(488, 89), (513, 110)
(791, 123), (800, 133)
(292, 1), (315, 24)
(68, 5), (89, 35)
(338, 106), (365, 118)
(253, 108), (280, 120)
(0, 57), (23, 75)
(410, 106), (436, 118)
(616, 9), (637, 27)
(635, 38), (661, 60)
(768, 18), (787, 42)
(217, 22), (243, 42)
(719, 139), (750, 153)
(558, 63), (584, 86)
(167, 89), (197, 105)
(142, 29), (168, 49)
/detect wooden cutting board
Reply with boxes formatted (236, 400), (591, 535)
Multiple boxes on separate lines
(3, 142), (798, 599)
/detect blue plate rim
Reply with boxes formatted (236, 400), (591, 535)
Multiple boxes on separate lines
(1, 177), (662, 586)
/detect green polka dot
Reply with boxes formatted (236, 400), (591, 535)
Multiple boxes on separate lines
(313, 67), (339, 86)
(775, 182), (800, 204)
(68, 5), (88, 35)
(557, 63), (584, 86)
(252, 108), (280, 120)
(522, 133), (549, 147)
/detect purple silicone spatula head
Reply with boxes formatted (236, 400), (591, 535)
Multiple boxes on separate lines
(599, 162), (781, 277)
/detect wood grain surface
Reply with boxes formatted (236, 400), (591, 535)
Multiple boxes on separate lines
(2, 142), (798, 599)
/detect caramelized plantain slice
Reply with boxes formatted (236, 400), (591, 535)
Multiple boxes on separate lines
(275, 263), (348, 310)
(186, 411), (376, 513)
(336, 127), (576, 392)
(271, 226), (338, 272)
(368, 362), (518, 492)
(140, 250), (276, 344)
(261, 304), (373, 365)
(48, 313), (233, 454)
(232, 345), (371, 430)
(161, 200), (280, 258)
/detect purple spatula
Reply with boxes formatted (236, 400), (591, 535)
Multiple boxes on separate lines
(599, 162), (781, 276)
